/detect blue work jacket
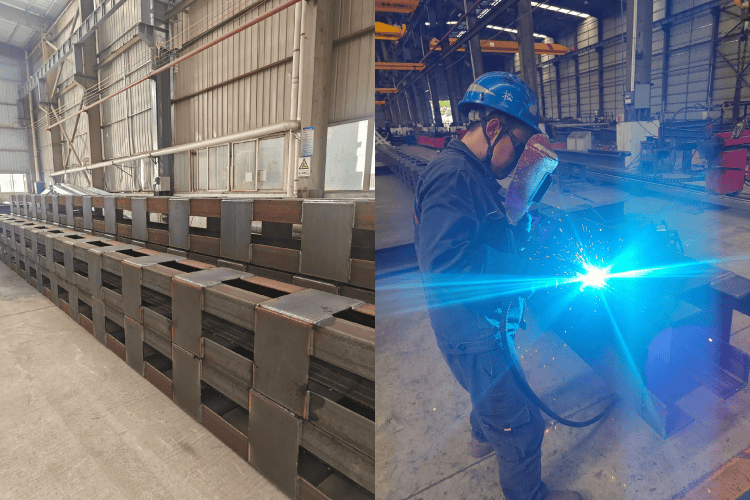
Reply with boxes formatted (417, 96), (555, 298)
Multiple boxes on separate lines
(414, 138), (521, 355)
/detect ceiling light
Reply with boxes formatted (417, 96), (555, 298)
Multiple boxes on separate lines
(447, 21), (457, 24)
(531, 2), (590, 18)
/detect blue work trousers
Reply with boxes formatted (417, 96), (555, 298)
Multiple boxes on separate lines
(441, 347), (547, 500)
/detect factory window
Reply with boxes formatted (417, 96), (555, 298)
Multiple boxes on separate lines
(257, 136), (286, 191)
(325, 119), (372, 191)
(233, 141), (257, 191)
(208, 145), (230, 191)
(195, 149), (208, 190)
(0, 174), (26, 193)
(191, 146), (229, 192)
(439, 100), (453, 126)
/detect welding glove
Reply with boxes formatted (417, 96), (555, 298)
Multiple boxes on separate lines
(511, 212), (532, 251)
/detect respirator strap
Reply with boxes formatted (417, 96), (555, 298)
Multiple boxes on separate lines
(480, 119), (505, 166)
(480, 117), (525, 168)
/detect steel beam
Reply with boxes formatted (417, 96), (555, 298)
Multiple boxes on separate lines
(21, 0), (131, 96)
(0, 3), (51, 33)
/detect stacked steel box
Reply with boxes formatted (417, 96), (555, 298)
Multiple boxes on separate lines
(17, 194), (374, 303)
(377, 145), (429, 192)
(0, 194), (375, 500)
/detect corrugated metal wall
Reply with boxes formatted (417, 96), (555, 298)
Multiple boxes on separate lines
(328, 0), (375, 125)
(539, 0), (749, 123)
(172, 0), (297, 144)
(36, 0), (80, 182)
(98, 0), (157, 191)
(0, 53), (30, 174)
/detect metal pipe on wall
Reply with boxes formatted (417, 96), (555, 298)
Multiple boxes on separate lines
(287, 0), (303, 198)
(292, 0), (307, 196)
(51, 121), (301, 178)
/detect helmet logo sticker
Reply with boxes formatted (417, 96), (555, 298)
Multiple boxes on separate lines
(467, 83), (495, 96)
(502, 90), (513, 101)
(528, 103), (538, 115)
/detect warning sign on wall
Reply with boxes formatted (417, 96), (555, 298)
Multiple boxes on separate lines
(298, 158), (310, 177)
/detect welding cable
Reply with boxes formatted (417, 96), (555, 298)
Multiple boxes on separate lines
(499, 302), (619, 428)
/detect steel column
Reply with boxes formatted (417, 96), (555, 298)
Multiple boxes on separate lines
(707, 7), (720, 106)
(625, 0), (653, 121)
(517, 0), (538, 94)
(463, 0), (484, 79)
(426, 69), (444, 127)
(554, 60), (562, 119)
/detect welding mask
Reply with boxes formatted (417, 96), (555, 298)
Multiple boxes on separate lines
(504, 134), (558, 225)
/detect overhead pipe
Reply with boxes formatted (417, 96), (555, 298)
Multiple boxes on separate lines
(51, 120), (301, 178)
(45, 0), (303, 132)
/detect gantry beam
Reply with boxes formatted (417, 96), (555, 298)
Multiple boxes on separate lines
(21, 0), (131, 97)
(376, 88), (399, 93)
(429, 38), (573, 56)
(375, 0), (420, 13)
(376, 62), (425, 71)
(375, 22), (407, 41)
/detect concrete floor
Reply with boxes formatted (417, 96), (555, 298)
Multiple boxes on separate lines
(0, 264), (286, 500)
(376, 170), (750, 500)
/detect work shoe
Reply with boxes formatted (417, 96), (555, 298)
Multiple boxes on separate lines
(544, 491), (583, 500)
(468, 438), (493, 458)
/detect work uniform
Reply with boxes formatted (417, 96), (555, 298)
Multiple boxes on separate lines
(414, 138), (548, 500)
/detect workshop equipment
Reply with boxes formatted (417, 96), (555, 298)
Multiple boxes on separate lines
(704, 132), (750, 195)
(706, 148), (748, 194)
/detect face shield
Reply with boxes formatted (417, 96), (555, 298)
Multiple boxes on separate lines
(504, 134), (559, 225)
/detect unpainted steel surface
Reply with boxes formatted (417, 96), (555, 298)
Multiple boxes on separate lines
(254, 289), (362, 415)
(299, 201), (354, 283)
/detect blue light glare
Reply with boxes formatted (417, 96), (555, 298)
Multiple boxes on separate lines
(579, 264), (609, 290)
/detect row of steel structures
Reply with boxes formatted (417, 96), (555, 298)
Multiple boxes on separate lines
(0, 194), (374, 500)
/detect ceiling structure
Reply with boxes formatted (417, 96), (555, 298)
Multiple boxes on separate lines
(0, 0), (68, 50)
(375, 0), (623, 97)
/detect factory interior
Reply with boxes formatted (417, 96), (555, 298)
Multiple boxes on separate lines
(376, 0), (750, 499)
(0, 0), (374, 499)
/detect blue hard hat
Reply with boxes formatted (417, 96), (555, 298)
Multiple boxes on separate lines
(458, 72), (541, 133)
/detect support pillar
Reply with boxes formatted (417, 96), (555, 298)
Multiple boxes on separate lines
(24, 50), (41, 187)
(538, 67), (546, 118)
(427, 70), (444, 127)
(40, 43), (64, 180)
(597, 20), (605, 118)
(440, 58), (461, 125)
(417, 78), (434, 125)
(464, 0), (484, 79)
(625, 0), (653, 121)
(298, 0), (333, 198)
(79, 0), (104, 189)
(707, 7), (720, 106)
(574, 55), (581, 119)
(661, 0), (672, 116)
(409, 83), (425, 125)
(517, 0), (538, 94)
(553, 60), (562, 119)
(154, 70), (173, 195)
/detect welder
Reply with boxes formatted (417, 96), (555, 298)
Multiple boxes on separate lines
(413, 72), (580, 500)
